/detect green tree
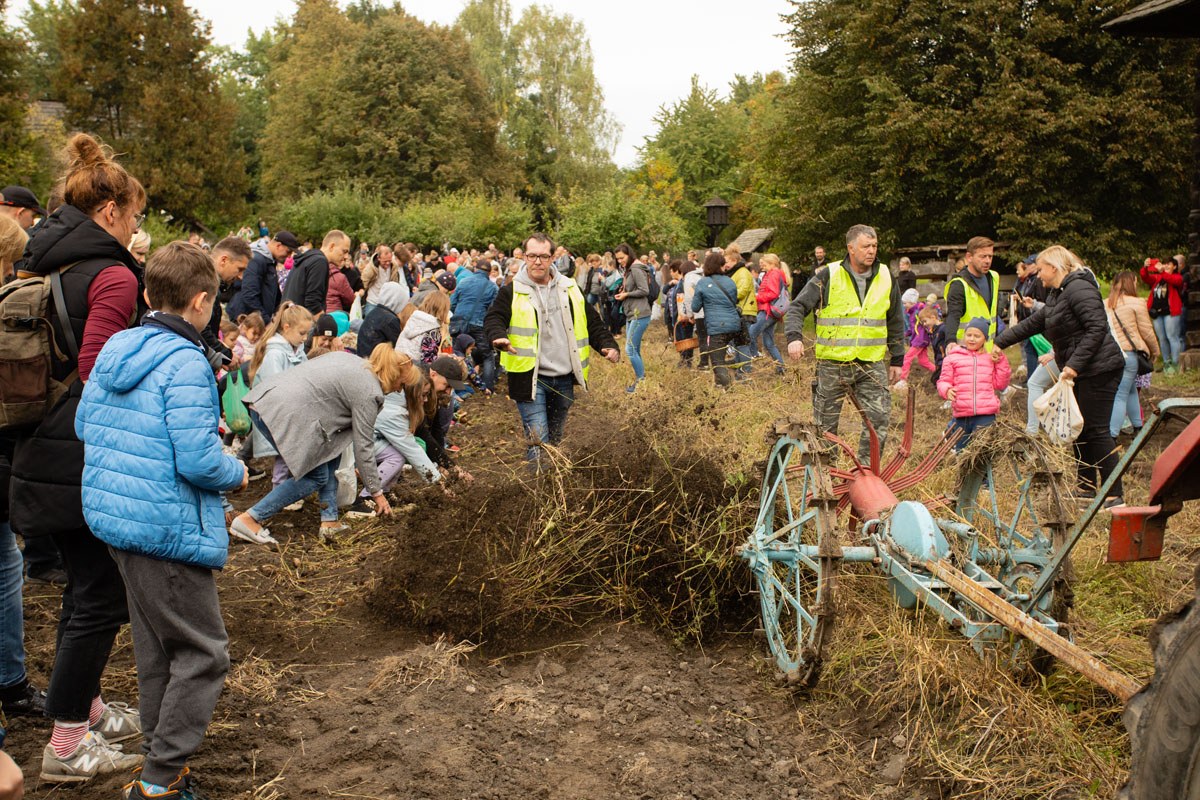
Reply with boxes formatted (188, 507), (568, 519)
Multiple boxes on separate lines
(457, 0), (618, 223)
(636, 77), (744, 243)
(330, 10), (513, 202)
(260, 0), (361, 204)
(54, 0), (247, 227)
(0, 0), (36, 181)
(17, 0), (75, 101)
(759, 0), (1194, 268)
(211, 26), (281, 206)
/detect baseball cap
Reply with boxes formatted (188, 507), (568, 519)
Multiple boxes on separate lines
(1022, 252), (1039, 266)
(429, 355), (468, 390)
(0, 186), (47, 217)
(314, 313), (339, 338)
(436, 273), (457, 292)
(273, 230), (300, 250)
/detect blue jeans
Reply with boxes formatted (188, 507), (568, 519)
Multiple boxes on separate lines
(1153, 314), (1186, 364)
(0, 522), (25, 688)
(467, 325), (496, 391)
(247, 410), (340, 523)
(748, 311), (783, 365)
(516, 374), (575, 463)
(1110, 350), (1143, 437)
(949, 414), (996, 451)
(1025, 361), (1060, 435)
(1019, 340), (1039, 382)
(625, 315), (651, 381)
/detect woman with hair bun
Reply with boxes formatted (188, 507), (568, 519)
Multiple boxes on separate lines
(10, 132), (148, 783)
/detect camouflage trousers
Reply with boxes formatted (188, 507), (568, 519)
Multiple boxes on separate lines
(813, 358), (892, 465)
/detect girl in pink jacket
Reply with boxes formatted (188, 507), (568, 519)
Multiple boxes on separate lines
(937, 317), (1011, 451)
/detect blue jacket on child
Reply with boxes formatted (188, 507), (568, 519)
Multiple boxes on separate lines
(75, 316), (246, 570)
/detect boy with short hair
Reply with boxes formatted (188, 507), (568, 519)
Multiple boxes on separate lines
(74, 241), (248, 799)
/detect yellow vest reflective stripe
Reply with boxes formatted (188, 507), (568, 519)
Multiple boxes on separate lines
(499, 282), (592, 381)
(814, 261), (891, 362)
(945, 273), (999, 350)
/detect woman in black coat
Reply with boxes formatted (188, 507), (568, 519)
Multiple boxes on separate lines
(995, 245), (1126, 507)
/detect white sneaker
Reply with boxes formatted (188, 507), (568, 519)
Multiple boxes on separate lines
(91, 701), (141, 744)
(40, 731), (143, 783)
(283, 500), (303, 512)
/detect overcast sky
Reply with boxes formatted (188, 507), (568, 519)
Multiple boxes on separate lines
(7, 0), (795, 167)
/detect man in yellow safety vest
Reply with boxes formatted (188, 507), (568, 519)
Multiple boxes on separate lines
(783, 224), (905, 463)
(484, 233), (620, 465)
(944, 236), (1000, 347)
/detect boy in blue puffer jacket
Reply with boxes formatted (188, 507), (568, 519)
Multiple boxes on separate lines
(75, 242), (247, 800)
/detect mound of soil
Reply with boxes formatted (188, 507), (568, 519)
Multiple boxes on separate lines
(371, 413), (756, 647)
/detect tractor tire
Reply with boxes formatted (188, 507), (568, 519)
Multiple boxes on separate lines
(1120, 590), (1200, 799)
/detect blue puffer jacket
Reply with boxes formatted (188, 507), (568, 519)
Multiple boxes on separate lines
(691, 275), (743, 335)
(450, 268), (499, 330)
(75, 324), (245, 569)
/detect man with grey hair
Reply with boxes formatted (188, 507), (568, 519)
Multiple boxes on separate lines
(784, 224), (905, 463)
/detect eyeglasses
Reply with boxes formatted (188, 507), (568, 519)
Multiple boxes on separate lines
(526, 253), (554, 263)
(133, 212), (146, 228)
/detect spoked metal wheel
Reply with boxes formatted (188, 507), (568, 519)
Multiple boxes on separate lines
(742, 424), (841, 688)
(954, 427), (1073, 672)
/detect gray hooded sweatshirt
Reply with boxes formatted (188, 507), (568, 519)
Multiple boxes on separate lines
(514, 265), (578, 379)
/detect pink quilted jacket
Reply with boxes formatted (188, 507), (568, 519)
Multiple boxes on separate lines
(937, 346), (1011, 417)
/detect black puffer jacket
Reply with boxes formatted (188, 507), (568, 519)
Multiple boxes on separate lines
(995, 268), (1123, 377)
(281, 248), (329, 315)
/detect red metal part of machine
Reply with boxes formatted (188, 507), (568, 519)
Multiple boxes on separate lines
(798, 386), (961, 522)
(1107, 400), (1200, 563)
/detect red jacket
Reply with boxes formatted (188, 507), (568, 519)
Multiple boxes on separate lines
(1140, 264), (1185, 317)
(755, 268), (787, 313)
(326, 263), (355, 313)
(937, 346), (1011, 418)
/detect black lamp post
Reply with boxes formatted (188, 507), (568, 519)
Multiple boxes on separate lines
(704, 196), (730, 248)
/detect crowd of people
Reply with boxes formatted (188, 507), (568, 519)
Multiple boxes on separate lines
(0, 133), (1193, 800)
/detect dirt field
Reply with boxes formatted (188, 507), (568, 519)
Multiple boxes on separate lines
(6, 332), (1199, 799)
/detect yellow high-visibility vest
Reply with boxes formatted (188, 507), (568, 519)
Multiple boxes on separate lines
(945, 273), (999, 341)
(814, 261), (891, 362)
(499, 281), (592, 380)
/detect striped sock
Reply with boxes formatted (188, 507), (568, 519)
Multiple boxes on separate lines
(88, 695), (105, 727)
(49, 720), (89, 758)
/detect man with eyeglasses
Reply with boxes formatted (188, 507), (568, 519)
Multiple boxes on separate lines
(484, 233), (620, 466)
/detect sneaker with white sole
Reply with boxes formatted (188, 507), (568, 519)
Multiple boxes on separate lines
(283, 500), (303, 512)
(41, 730), (144, 783)
(229, 518), (278, 546)
(91, 701), (141, 744)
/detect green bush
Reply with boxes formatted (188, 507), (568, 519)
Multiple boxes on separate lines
(277, 187), (532, 250)
(555, 182), (691, 255)
(278, 185), (388, 245)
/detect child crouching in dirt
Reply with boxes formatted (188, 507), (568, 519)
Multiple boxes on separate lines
(74, 242), (248, 798)
(937, 317), (1011, 451)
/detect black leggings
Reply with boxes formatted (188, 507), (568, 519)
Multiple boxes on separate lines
(1073, 367), (1123, 498)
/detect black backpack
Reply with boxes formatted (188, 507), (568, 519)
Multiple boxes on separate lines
(644, 265), (661, 304)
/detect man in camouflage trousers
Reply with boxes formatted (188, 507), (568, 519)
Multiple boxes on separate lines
(784, 225), (905, 463)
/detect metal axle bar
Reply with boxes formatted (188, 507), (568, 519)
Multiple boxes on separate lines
(927, 559), (1142, 701)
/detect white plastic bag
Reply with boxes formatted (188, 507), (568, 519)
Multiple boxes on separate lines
(1032, 377), (1084, 444)
(650, 302), (663, 322)
(335, 443), (358, 509)
(349, 294), (364, 322)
